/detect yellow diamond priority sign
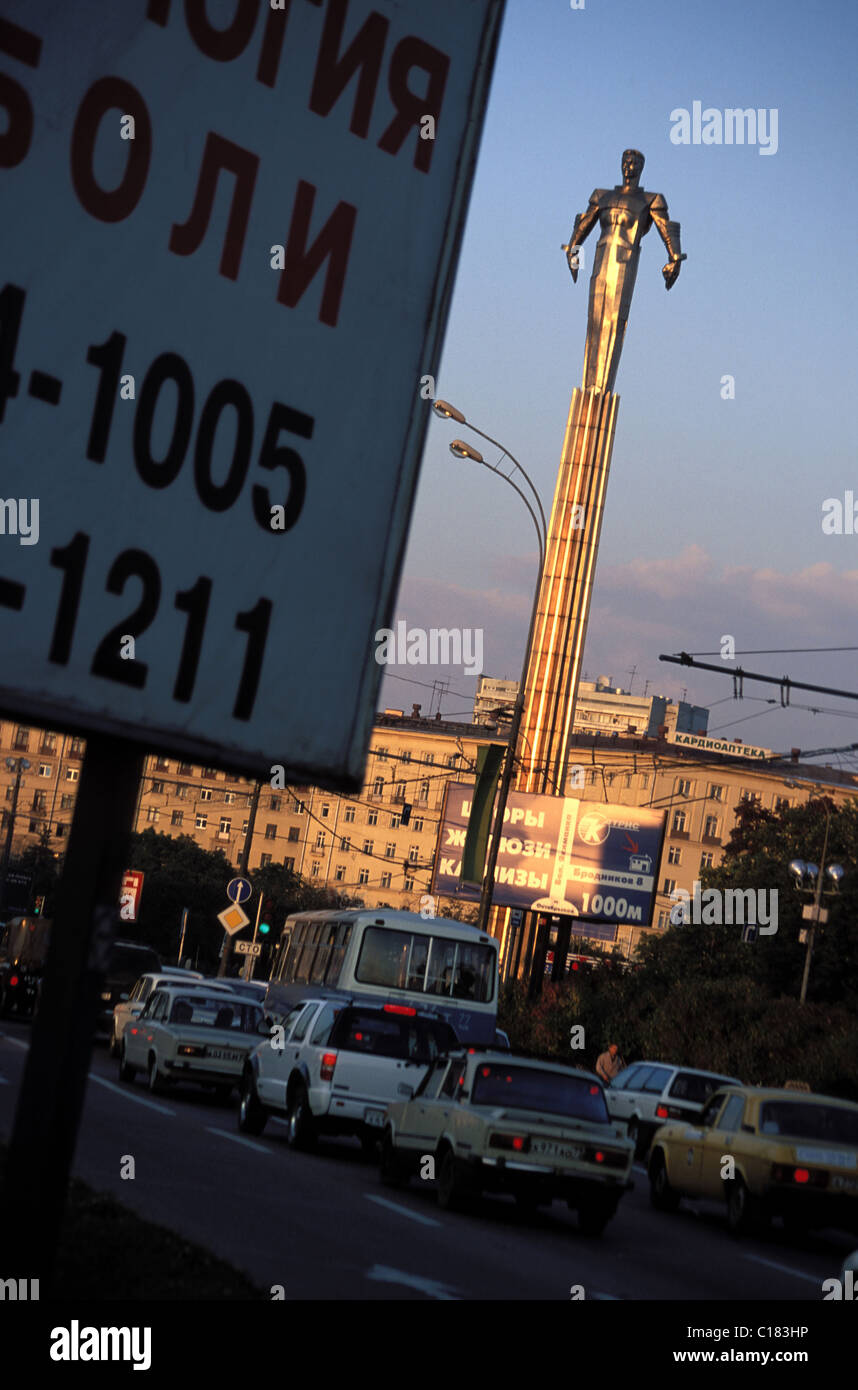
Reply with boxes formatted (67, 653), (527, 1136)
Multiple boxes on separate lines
(218, 904), (250, 936)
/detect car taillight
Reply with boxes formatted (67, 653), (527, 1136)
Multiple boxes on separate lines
(656, 1105), (669, 1118)
(594, 1151), (605, 1163)
(794, 1168), (810, 1184)
(489, 1133), (530, 1153)
(383, 1004), (416, 1016)
(320, 1052), (337, 1082)
(9, 974), (19, 988)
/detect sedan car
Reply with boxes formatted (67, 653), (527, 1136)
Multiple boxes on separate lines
(380, 1049), (634, 1235)
(109, 969), (206, 1056)
(119, 985), (267, 1098)
(605, 1060), (741, 1158)
(648, 1086), (858, 1236)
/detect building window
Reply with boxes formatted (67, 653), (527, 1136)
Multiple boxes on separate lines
(641, 773), (649, 789)
(367, 809), (378, 826)
(65, 767), (79, 782)
(268, 795), (280, 810)
(31, 791), (47, 811)
(676, 778), (692, 797)
(408, 844), (419, 863)
(708, 784), (724, 801)
(321, 803), (330, 818)
(178, 762), (193, 775)
(146, 807), (159, 824)
(242, 820), (249, 834)
(195, 813), (207, 829)
(55, 822), (66, 838)
(704, 815), (720, 838)
(774, 796), (790, 812)
(358, 868), (370, 885)
(741, 789), (761, 805)
(418, 779), (430, 803)
(288, 826), (300, 842)
(199, 788), (212, 802)
(343, 805), (355, 823)
(623, 773), (632, 789)
(60, 794), (74, 810)
(153, 757), (169, 771)
(385, 842), (396, 859)
(260, 853), (272, 868)
(380, 872), (392, 889)
(203, 767), (218, 779)
(363, 839), (373, 855)
(14, 727), (30, 749)
(151, 780), (164, 795)
(446, 754), (458, 768)
(412, 817), (424, 833)
(171, 810), (183, 826)
(340, 836), (351, 851)
(390, 813), (401, 829)
(657, 910), (670, 929)
(376, 747), (388, 761)
(335, 865), (346, 882)
(700, 851), (714, 869)
(224, 791), (236, 805)
(38, 764), (52, 778)
(404, 876), (414, 893)
(40, 733), (57, 753)
(284, 857), (295, 872)
(175, 785), (188, 800)
(395, 781), (406, 800)
(310, 861), (320, 877)
(28, 819), (40, 833)
(265, 824), (276, 840)
(219, 817), (231, 837)
(424, 753), (435, 765)
(672, 810), (687, 833)
(667, 846), (682, 865)
(400, 750), (411, 763)
(372, 777), (385, 797)
(663, 878), (676, 895)
(315, 831), (325, 850)
(70, 737), (85, 756)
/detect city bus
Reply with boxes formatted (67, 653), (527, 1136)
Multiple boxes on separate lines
(264, 909), (499, 1044)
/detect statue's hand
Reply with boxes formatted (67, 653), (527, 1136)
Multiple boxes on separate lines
(663, 259), (680, 290)
(566, 245), (581, 283)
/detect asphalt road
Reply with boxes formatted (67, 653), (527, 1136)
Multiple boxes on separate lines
(0, 1020), (853, 1302)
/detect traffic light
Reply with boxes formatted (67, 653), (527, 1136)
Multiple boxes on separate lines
(259, 921), (270, 936)
(33, 895), (45, 916)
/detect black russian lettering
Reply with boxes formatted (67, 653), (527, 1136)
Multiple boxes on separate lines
(70, 77), (152, 222)
(169, 132), (259, 280)
(377, 35), (449, 173)
(146, 0), (171, 23)
(309, 0), (388, 139)
(184, 0), (258, 62)
(276, 179), (356, 327)
(0, 17), (42, 169)
(256, 0), (290, 87)
(194, 379), (254, 511)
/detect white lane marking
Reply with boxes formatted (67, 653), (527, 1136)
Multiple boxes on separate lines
(365, 1264), (460, 1300)
(744, 1253), (821, 1285)
(206, 1126), (271, 1154)
(591, 1291), (621, 1300)
(633, 1163), (647, 1175)
(0, 1034), (29, 1049)
(87, 1073), (175, 1116)
(365, 1194), (441, 1228)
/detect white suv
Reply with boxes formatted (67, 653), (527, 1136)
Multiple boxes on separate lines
(238, 999), (458, 1153)
(606, 1061), (742, 1158)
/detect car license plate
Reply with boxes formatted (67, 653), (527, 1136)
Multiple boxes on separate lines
(795, 1147), (857, 1169)
(531, 1139), (583, 1162)
(364, 1108), (385, 1128)
(206, 1047), (241, 1062)
(830, 1174), (858, 1193)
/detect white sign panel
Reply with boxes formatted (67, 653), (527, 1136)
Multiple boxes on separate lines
(667, 731), (773, 762)
(0, 0), (504, 785)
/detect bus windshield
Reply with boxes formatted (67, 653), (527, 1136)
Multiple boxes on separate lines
(355, 927), (495, 1003)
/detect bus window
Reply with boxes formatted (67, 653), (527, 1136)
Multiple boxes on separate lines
(279, 922), (307, 982)
(295, 924), (322, 983)
(453, 942), (493, 1002)
(406, 936), (429, 991)
(355, 928), (412, 989)
(310, 923), (338, 984)
(324, 921), (352, 986)
(425, 938), (457, 997)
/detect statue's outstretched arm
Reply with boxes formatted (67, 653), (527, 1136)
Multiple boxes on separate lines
(650, 195), (686, 290)
(562, 193), (600, 282)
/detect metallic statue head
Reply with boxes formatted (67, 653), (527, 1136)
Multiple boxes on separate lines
(621, 149), (645, 184)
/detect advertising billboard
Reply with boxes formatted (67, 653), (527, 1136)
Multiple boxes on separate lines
(431, 782), (666, 928)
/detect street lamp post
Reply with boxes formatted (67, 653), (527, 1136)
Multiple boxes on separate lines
(789, 806), (844, 1006)
(432, 401), (547, 951)
(0, 756), (31, 916)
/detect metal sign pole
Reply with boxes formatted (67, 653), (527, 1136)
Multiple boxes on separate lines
(3, 733), (145, 1287)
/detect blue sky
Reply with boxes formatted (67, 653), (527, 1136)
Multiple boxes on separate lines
(382, 0), (858, 768)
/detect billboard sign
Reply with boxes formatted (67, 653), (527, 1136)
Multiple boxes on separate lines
(0, 0), (504, 786)
(667, 731), (772, 761)
(432, 783), (666, 928)
(119, 869), (144, 923)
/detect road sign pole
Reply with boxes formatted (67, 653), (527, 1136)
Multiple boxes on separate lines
(2, 733), (145, 1288)
(219, 780), (260, 977)
(246, 892), (264, 981)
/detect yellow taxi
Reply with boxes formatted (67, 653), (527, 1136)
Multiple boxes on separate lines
(648, 1085), (858, 1236)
